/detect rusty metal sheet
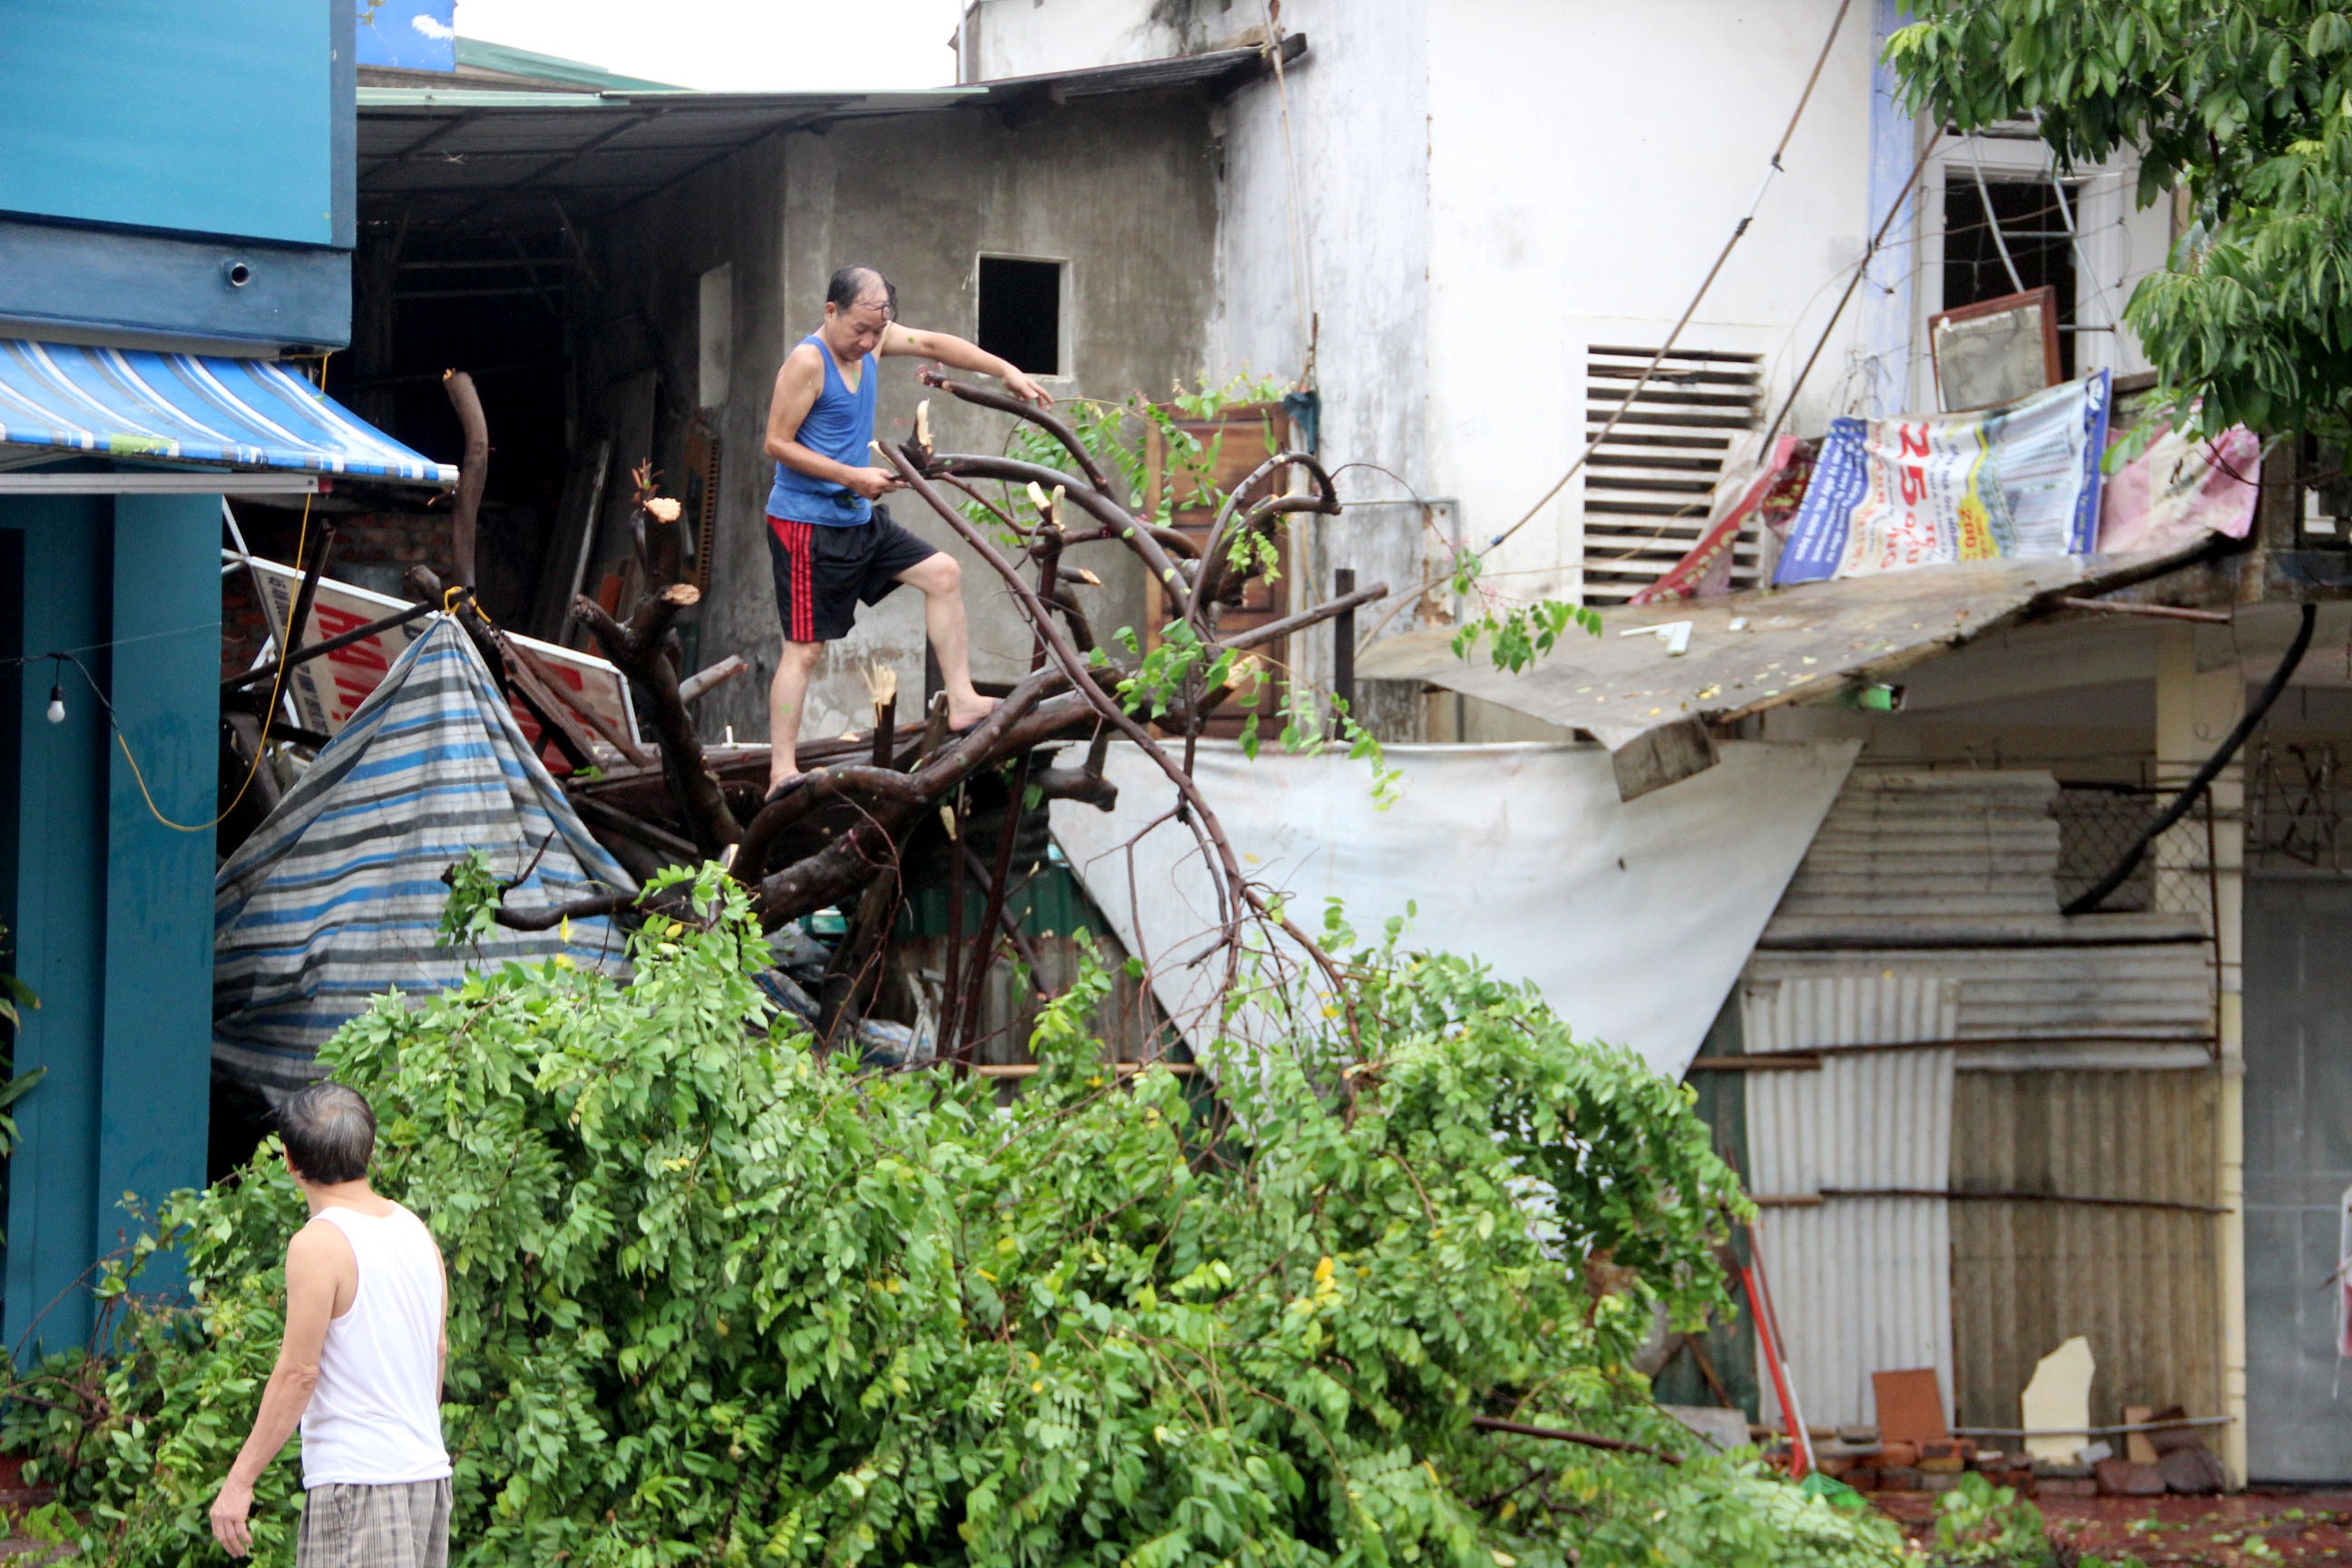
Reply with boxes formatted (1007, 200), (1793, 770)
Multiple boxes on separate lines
(1950, 1070), (2222, 1434)
(1356, 550), (2200, 752)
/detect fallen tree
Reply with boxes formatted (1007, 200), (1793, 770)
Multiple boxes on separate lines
(436, 377), (1387, 1058)
(0, 869), (1912, 1568)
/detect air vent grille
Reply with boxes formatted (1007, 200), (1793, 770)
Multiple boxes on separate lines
(1581, 345), (1765, 605)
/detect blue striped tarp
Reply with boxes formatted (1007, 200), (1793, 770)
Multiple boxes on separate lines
(214, 617), (634, 1097)
(0, 338), (456, 485)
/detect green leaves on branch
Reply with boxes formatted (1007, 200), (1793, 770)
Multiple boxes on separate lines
(435, 848), (505, 947)
(1889, 1), (2352, 441)
(1452, 599), (1603, 676)
(4, 870), (1907, 1568)
(957, 371), (1291, 540)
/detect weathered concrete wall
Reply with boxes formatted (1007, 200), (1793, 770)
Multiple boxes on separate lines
(1208, 0), (1434, 739)
(965, 1), (2173, 746)
(594, 92), (1219, 747)
(957, 0), (1200, 83)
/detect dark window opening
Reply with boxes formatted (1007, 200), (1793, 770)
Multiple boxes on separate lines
(976, 257), (1062, 377)
(1943, 175), (2080, 378)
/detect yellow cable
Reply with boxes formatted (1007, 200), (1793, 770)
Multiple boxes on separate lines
(120, 492), (311, 833)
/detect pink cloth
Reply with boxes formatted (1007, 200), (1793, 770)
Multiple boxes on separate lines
(2097, 423), (2259, 554)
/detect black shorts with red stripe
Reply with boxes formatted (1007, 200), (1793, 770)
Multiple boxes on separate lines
(766, 505), (940, 642)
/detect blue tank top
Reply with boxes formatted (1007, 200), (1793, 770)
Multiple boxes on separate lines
(767, 334), (877, 526)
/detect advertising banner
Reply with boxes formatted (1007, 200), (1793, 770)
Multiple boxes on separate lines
(1773, 370), (2111, 584)
(248, 560), (637, 762)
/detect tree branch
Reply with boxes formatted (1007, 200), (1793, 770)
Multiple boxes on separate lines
(571, 583), (741, 858)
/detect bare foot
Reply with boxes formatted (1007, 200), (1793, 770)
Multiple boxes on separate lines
(764, 772), (803, 805)
(946, 692), (998, 733)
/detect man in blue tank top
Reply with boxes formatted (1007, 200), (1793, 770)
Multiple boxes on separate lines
(761, 263), (1052, 798)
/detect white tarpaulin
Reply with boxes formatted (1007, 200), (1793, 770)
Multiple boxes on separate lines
(1050, 739), (1859, 1078)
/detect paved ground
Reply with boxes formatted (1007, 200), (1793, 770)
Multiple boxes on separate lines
(1872, 1488), (2352, 1564)
(7, 1491), (2348, 1563)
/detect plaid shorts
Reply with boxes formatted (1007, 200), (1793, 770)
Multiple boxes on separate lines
(298, 1478), (451, 1568)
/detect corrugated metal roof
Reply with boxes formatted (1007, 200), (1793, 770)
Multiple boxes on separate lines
(1356, 546), (2210, 770)
(357, 42), (1301, 226)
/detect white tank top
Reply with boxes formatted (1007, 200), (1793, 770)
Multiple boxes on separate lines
(298, 1204), (452, 1487)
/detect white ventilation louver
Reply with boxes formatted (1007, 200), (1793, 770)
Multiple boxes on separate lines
(1581, 345), (1766, 606)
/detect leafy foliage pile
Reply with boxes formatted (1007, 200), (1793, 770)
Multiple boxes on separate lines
(7, 871), (1911, 1567)
(1891, 0), (2352, 441)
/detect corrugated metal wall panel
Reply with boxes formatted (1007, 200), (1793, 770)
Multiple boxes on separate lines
(1745, 976), (1956, 1428)
(1747, 945), (2212, 1054)
(1755, 1199), (1954, 1431)
(1769, 771), (2063, 923)
(1733, 767), (2222, 1437)
(1743, 973), (1958, 1054)
(1950, 1071), (2222, 1433)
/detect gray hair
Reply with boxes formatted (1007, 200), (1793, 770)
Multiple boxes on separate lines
(279, 1083), (376, 1185)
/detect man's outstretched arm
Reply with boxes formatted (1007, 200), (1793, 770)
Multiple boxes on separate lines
(880, 324), (1054, 407)
(210, 1224), (343, 1559)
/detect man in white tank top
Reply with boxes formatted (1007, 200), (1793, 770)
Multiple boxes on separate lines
(210, 1083), (453, 1566)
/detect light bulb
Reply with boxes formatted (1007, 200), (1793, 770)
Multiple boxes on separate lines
(44, 685), (64, 725)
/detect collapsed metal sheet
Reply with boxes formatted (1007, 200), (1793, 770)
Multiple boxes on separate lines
(1357, 550), (2202, 755)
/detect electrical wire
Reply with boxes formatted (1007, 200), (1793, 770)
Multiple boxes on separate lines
(0, 620), (223, 668)
(1757, 137), (1942, 449)
(1259, 0), (1318, 388)
(1347, 0), (1857, 648)
(1475, 0), (1857, 561)
(59, 492), (314, 834)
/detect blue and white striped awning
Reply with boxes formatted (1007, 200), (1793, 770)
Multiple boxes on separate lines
(0, 338), (456, 485)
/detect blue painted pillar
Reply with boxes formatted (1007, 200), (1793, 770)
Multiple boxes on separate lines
(0, 493), (217, 1354)
(2, 497), (113, 1353)
(99, 495), (217, 1271)
(1860, 0), (1926, 415)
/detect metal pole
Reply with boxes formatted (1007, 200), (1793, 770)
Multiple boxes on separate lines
(1331, 566), (1356, 728)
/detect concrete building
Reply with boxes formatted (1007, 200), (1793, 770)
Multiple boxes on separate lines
(958, 0), (2348, 1491)
(328, 2), (2352, 1487)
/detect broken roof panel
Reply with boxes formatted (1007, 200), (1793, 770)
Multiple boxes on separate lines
(1357, 548), (2203, 756)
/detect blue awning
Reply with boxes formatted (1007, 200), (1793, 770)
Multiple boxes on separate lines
(0, 338), (456, 485)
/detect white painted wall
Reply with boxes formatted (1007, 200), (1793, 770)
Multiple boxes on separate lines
(970, 0), (2172, 720)
(1207, 0), (1433, 723)
(1421, 0), (1882, 600)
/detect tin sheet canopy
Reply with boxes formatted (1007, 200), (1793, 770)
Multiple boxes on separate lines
(1358, 550), (2201, 794)
(0, 338), (456, 484)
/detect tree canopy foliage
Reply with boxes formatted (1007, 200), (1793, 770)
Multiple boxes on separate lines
(0, 870), (1915, 1568)
(1891, 1), (2352, 439)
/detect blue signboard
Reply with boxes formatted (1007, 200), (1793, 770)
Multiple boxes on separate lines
(356, 0), (456, 72)
(0, 0), (345, 247)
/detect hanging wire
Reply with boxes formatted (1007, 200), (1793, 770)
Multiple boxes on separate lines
(1258, 0), (1318, 388)
(52, 492), (317, 834)
(1474, 0), (1857, 561)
